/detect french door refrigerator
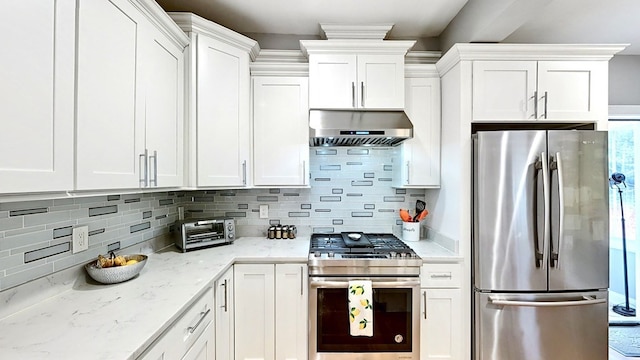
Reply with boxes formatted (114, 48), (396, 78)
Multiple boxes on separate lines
(473, 130), (609, 360)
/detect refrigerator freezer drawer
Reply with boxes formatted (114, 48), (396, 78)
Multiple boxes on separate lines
(474, 291), (608, 360)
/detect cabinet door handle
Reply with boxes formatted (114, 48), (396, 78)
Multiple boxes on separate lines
(221, 279), (228, 312)
(360, 81), (365, 107)
(406, 161), (410, 184)
(430, 273), (452, 279)
(139, 149), (148, 187)
(532, 90), (538, 119)
(300, 266), (304, 296)
(351, 82), (356, 108)
(423, 290), (427, 319)
(188, 308), (211, 334)
(302, 160), (307, 185)
(242, 160), (247, 186)
(149, 150), (158, 186)
(543, 91), (548, 119)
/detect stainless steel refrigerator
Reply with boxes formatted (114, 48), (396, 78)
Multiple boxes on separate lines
(473, 130), (609, 360)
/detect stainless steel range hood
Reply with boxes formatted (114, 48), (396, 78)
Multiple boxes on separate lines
(309, 109), (413, 147)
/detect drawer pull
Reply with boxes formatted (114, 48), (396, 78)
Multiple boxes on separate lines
(430, 274), (452, 279)
(188, 308), (211, 334)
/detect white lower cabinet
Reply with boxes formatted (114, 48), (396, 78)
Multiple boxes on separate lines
(234, 263), (308, 360)
(215, 267), (234, 360)
(138, 288), (214, 360)
(420, 263), (462, 360)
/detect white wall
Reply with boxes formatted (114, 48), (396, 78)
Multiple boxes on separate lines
(609, 55), (640, 105)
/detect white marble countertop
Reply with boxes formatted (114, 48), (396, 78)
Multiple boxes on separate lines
(0, 236), (458, 359)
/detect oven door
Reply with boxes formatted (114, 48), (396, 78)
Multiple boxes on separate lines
(309, 276), (420, 360)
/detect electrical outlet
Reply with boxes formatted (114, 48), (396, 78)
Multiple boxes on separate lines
(72, 226), (89, 254)
(259, 204), (269, 219)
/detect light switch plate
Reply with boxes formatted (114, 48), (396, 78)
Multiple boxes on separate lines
(72, 226), (89, 253)
(259, 204), (269, 219)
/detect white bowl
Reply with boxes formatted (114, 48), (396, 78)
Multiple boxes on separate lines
(85, 254), (148, 284)
(347, 233), (362, 240)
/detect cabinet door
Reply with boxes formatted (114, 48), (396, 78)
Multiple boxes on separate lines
(472, 61), (537, 121)
(196, 35), (250, 187)
(0, 0), (74, 193)
(215, 267), (234, 360)
(396, 77), (441, 187)
(421, 288), (462, 360)
(275, 264), (308, 360)
(234, 264), (275, 360)
(76, 0), (145, 190)
(182, 322), (215, 360)
(142, 29), (185, 188)
(308, 54), (357, 109)
(253, 77), (309, 186)
(357, 55), (405, 109)
(537, 61), (607, 121)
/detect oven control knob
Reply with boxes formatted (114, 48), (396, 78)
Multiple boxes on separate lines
(389, 251), (397, 258)
(394, 334), (404, 343)
(228, 233), (234, 239)
(328, 252), (335, 258)
(400, 252), (407, 258)
(314, 251), (321, 257)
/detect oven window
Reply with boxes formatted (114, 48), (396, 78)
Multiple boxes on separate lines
(317, 288), (412, 352)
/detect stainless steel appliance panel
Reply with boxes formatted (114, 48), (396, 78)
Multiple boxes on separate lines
(547, 131), (609, 291)
(474, 290), (608, 360)
(474, 131), (548, 291)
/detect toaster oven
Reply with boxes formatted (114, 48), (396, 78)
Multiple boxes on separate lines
(174, 218), (235, 252)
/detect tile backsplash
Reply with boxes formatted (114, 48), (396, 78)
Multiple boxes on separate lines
(0, 147), (425, 291)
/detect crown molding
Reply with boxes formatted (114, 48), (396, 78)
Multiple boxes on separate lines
(251, 49), (309, 76)
(405, 51), (442, 64)
(320, 23), (394, 40)
(436, 43), (628, 76)
(168, 12), (260, 60)
(405, 64), (439, 78)
(300, 39), (416, 57)
(133, 0), (189, 49)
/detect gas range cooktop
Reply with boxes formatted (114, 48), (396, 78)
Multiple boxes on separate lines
(308, 233), (422, 276)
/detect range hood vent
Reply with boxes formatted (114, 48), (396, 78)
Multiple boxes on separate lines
(309, 109), (413, 147)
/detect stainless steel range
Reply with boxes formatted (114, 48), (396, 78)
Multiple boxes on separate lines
(308, 232), (422, 360)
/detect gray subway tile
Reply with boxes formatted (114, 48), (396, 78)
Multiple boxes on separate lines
(313, 227), (335, 233)
(364, 204), (376, 210)
(24, 210), (70, 227)
(238, 204), (249, 209)
(269, 189), (281, 194)
(0, 217), (23, 232)
(396, 189), (407, 194)
(352, 180), (373, 186)
(257, 196), (278, 202)
(124, 198), (141, 204)
(143, 211), (152, 219)
(88, 228), (105, 236)
(225, 212), (247, 217)
(283, 193), (300, 197)
(377, 178), (392, 182)
(24, 243), (70, 263)
(159, 199), (174, 206)
(320, 165), (341, 171)
(351, 212), (374, 217)
(0, 253), (24, 271)
(288, 212), (310, 217)
(346, 162), (363, 166)
(346, 193), (363, 197)
(383, 165), (393, 171)
(0, 200), (53, 211)
(107, 195), (121, 201)
(315, 209), (331, 213)
(52, 226), (73, 239)
(347, 149), (369, 155)
(364, 172), (375, 178)
(130, 222), (151, 233)
(0, 229), (51, 251)
(320, 196), (341, 202)
(332, 219), (344, 225)
(269, 220), (281, 225)
(9, 208), (48, 217)
(301, 204), (312, 210)
(88, 205), (118, 217)
(315, 149), (337, 155)
(314, 178), (331, 181)
(383, 196), (405, 202)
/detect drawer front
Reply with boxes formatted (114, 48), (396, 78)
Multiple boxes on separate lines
(421, 263), (461, 288)
(138, 288), (214, 360)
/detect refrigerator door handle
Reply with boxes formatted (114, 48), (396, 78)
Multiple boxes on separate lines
(489, 296), (606, 307)
(549, 152), (564, 268)
(540, 152), (550, 270)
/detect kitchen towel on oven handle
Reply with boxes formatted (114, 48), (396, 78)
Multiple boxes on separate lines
(348, 280), (373, 337)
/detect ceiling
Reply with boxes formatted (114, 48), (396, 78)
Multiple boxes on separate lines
(156, 0), (639, 55)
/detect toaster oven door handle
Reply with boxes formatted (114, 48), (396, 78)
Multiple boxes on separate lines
(309, 278), (420, 289)
(194, 220), (217, 226)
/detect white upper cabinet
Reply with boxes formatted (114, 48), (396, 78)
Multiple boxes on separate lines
(472, 59), (608, 122)
(0, 0), (75, 193)
(252, 76), (309, 187)
(76, 0), (188, 190)
(395, 68), (441, 188)
(301, 38), (415, 111)
(141, 29), (185, 188)
(170, 13), (259, 188)
(75, 0), (145, 190)
(308, 54), (405, 109)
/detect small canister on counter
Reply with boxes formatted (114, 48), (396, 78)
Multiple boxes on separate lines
(275, 225), (282, 239)
(288, 225), (296, 239)
(281, 225), (289, 239)
(268, 226), (276, 239)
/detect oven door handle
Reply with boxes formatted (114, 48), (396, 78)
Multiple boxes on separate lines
(309, 279), (420, 288)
